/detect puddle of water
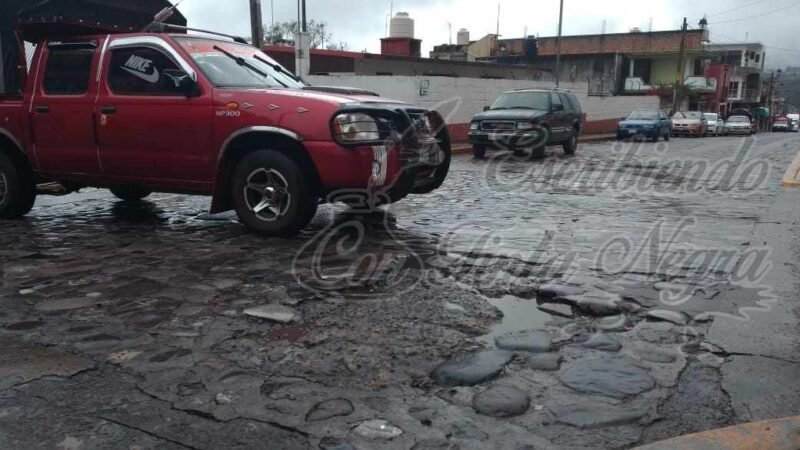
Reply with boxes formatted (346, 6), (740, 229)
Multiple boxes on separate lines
(479, 295), (555, 345)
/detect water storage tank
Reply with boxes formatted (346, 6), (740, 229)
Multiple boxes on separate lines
(390, 12), (414, 39)
(457, 28), (470, 46)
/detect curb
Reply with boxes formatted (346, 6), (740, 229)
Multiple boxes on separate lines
(450, 134), (616, 156)
(634, 416), (800, 450)
(781, 149), (800, 186)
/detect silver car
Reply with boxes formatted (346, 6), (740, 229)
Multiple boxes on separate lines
(704, 113), (724, 136)
(724, 116), (753, 136)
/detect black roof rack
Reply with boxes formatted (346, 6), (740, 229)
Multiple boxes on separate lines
(150, 22), (249, 45)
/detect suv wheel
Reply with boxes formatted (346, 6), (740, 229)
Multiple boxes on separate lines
(232, 150), (318, 237)
(0, 153), (36, 219)
(473, 145), (486, 159)
(110, 185), (152, 202)
(563, 132), (578, 155)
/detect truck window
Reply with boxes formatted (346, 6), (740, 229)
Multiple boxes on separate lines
(42, 45), (95, 95)
(551, 92), (563, 110)
(558, 93), (574, 111)
(108, 47), (185, 96)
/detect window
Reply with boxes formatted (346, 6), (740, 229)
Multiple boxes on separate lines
(755, 53), (760, 63)
(660, 111), (667, 120)
(108, 46), (185, 95)
(551, 92), (563, 110)
(43, 44), (96, 95)
(558, 93), (574, 111)
(490, 91), (550, 111)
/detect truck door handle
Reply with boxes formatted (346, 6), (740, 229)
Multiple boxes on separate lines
(35, 105), (50, 113)
(100, 106), (117, 114)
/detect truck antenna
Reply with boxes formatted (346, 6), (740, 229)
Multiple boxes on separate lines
(144, 0), (188, 31)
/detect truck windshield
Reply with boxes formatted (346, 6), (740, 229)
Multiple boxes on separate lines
(174, 37), (304, 89)
(491, 91), (550, 111)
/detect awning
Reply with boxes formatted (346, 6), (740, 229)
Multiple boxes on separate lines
(15, 0), (187, 41)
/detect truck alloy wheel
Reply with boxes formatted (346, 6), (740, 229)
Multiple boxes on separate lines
(244, 168), (291, 221)
(231, 150), (318, 237)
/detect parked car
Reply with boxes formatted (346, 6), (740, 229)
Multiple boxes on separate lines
(616, 110), (671, 142)
(772, 117), (790, 132)
(0, 22), (451, 236)
(671, 111), (708, 137)
(703, 113), (724, 136)
(469, 89), (583, 159)
(786, 113), (800, 132)
(725, 116), (755, 136)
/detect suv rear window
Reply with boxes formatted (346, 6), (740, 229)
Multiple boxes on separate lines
(42, 44), (96, 95)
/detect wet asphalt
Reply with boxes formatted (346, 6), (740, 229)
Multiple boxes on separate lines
(1, 133), (800, 449)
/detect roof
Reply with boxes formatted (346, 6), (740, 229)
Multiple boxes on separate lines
(262, 44), (367, 60)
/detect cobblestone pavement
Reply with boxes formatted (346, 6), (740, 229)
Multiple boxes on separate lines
(1, 134), (800, 449)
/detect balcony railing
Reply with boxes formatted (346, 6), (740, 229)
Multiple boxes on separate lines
(729, 88), (761, 103)
(684, 77), (717, 93)
(623, 77), (651, 93)
(588, 78), (614, 97)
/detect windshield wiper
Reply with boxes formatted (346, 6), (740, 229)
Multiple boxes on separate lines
(213, 45), (269, 78)
(253, 54), (304, 85)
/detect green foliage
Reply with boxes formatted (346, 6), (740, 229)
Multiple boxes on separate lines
(265, 19), (343, 49)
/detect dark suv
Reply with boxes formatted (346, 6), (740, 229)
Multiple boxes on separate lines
(468, 89), (583, 159)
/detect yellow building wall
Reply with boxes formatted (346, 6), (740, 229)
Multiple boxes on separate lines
(651, 58), (677, 85)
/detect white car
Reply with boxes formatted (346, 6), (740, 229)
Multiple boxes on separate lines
(725, 116), (754, 136)
(704, 113), (724, 136)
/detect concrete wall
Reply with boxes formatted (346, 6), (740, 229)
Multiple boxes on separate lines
(308, 74), (660, 141)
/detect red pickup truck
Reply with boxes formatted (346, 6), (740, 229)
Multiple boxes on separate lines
(0, 32), (451, 236)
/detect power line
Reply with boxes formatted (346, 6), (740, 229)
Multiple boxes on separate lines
(711, 1), (800, 25)
(710, 30), (800, 53)
(705, 0), (770, 18)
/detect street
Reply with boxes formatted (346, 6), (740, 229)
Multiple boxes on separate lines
(1, 133), (800, 449)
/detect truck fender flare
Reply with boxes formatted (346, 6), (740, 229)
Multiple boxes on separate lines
(0, 127), (25, 157)
(217, 126), (304, 163)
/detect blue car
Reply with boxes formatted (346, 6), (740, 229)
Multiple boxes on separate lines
(617, 110), (672, 142)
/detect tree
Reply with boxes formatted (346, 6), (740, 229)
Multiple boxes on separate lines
(326, 41), (350, 51)
(265, 19), (342, 49)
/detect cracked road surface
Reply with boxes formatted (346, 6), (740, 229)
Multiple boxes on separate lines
(1, 134), (800, 449)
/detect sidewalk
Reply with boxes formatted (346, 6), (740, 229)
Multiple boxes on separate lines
(450, 133), (616, 155)
(636, 416), (800, 450)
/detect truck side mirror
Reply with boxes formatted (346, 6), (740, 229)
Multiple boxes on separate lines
(552, 103), (564, 112)
(483, 106), (491, 112)
(164, 69), (200, 97)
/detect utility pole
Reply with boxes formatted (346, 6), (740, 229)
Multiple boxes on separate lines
(671, 17), (688, 114)
(555, 0), (564, 87)
(295, 0), (310, 77)
(249, 0), (264, 49)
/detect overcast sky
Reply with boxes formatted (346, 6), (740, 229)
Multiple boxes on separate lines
(180, 0), (800, 69)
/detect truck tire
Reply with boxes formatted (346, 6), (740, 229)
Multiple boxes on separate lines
(563, 131), (578, 155)
(0, 153), (36, 219)
(232, 150), (318, 237)
(110, 186), (152, 202)
(473, 145), (486, 159)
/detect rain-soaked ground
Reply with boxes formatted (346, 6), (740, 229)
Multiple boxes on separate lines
(1, 134), (800, 449)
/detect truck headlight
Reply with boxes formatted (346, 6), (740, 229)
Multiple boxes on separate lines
(333, 113), (380, 143)
(470, 122), (480, 131)
(517, 122), (536, 130)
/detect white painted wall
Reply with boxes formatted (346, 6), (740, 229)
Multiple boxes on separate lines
(307, 75), (660, 125)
